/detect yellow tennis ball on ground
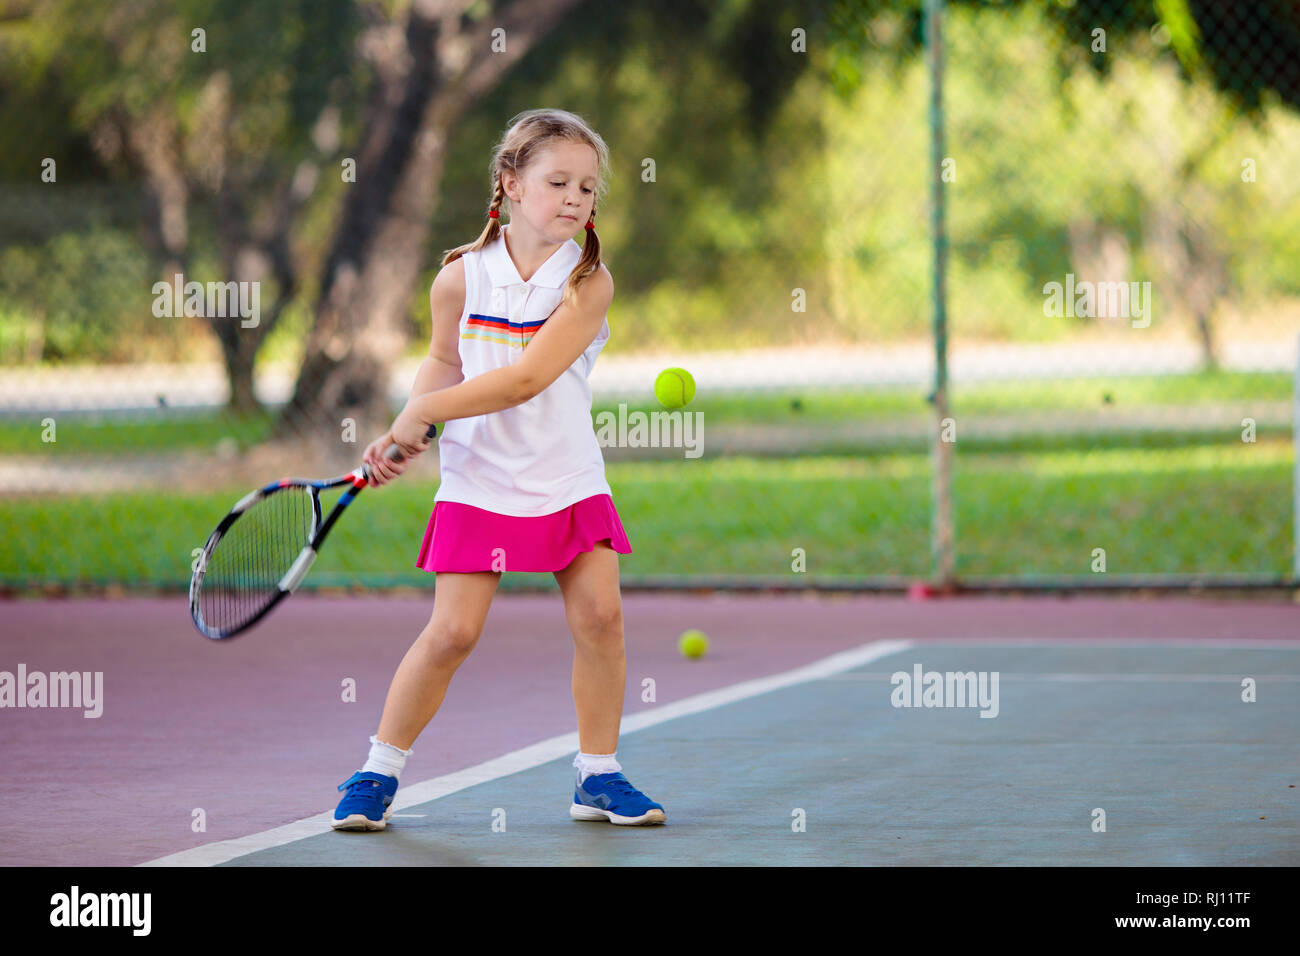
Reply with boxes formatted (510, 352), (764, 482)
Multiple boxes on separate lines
(678, 629), (709, 659)
(654, 367), (696, 409)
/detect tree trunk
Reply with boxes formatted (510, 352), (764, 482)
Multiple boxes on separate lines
(217, 325), (261, 415)
(1184, 218), (1226, 372)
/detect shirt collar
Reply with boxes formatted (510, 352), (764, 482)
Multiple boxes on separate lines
(483, 224), (582, 290)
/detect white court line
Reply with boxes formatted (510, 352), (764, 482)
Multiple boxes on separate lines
(909, 638), (1300, 649)
(824, 672), (1300, 682)
(138, 639), (914, 867)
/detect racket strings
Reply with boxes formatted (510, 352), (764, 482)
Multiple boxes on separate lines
(200, 487), (316, 635)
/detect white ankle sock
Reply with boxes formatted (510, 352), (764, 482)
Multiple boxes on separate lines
(574, 751), (621, 782)
(361, 735), (413, 781)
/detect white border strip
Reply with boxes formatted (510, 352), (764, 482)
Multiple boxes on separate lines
(910, 638), (1300, 649)
(139, 639), (914, 867)
(824, 671), (1300, 682)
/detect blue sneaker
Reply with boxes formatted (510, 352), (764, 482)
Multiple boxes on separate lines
(331, 771), (398, 831)
(570, 771), (666, 825)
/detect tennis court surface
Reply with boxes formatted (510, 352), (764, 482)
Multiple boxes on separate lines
(2, 591), (1296, 867)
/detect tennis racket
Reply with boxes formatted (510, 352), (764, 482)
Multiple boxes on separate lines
(189, 424), (438, 640)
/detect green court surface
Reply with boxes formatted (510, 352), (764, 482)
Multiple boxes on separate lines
(182, 640), (1298, 867)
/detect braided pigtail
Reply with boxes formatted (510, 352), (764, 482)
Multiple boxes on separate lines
(441, 174), (507, 266)
(562, 207), (602, 310)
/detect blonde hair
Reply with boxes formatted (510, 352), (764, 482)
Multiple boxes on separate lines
(442, 108), (609, 308)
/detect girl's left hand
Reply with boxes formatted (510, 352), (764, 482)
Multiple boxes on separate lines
(390, 403), (436, 460)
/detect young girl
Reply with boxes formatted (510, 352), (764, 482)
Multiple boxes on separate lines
(331, 109), (666, 829)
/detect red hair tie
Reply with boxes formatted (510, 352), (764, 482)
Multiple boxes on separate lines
(488, 209), (499, 219)
(585, 220), (595, 230)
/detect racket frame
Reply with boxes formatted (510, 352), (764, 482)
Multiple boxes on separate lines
(189, 426), (436, 640)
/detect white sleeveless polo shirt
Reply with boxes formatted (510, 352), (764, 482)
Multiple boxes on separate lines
(433, 226), (614, 517)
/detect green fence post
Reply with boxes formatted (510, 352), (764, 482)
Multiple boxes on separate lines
(925, 0), (954, 587)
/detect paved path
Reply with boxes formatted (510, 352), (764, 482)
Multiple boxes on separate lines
(2, 337), (1294, 415)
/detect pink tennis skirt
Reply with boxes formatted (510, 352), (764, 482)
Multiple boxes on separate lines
(415, 493), (632, 573)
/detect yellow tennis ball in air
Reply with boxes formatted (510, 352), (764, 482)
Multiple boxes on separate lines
(678, 629), (709, 659)
(654, 367), (696, 409)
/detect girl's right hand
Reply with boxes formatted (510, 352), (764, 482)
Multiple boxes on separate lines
(362, 431), (409, 487)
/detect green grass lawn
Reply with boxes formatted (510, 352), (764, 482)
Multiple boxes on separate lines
(603, 369), (1292, 426)
(0, 410), (276, 456)
(1, 440), (1291, 589)
(1, 370), (1288, 455)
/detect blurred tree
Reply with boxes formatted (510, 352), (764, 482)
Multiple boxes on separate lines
(825, 0), (1300, 364)
(3, 0), (359, 407)
(828, 0), (1300, 111)
(283, 0), (842, 434)
(280, 0), (584, 439)
(7, 0), (1291, 384)
(423, 0), (835, 349)
(2, 0), (837, 421)
(1067, 0), (1300, 366)
(283, 0), (841, 435)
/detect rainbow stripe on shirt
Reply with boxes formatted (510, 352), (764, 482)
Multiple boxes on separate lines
(463, 313), (546, 349)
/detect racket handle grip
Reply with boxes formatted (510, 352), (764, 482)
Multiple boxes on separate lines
(381, 424), (439, 464)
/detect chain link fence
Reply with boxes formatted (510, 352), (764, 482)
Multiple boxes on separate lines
(932, 0), (1298, 585)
